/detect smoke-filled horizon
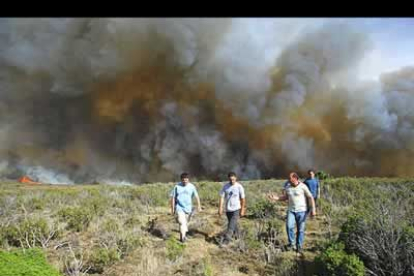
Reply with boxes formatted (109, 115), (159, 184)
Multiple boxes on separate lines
(1, 18), (414, 184)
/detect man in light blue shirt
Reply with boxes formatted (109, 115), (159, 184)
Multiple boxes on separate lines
(170, 172), (201, 243)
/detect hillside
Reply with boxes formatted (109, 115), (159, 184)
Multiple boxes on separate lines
(1, 178), (413, 276)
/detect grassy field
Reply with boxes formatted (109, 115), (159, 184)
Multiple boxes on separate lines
(0, 177), (413, 276)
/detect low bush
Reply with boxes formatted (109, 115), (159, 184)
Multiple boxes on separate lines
(339, 207), (414, 276)
(0, 247), (62, 276)
(196, 182), (223, 206)
(93, 217), (146, 257)
(0, 217), (59, 248)
(315, 171), (332, 180)
(315, 242), (365, 276)
(257, 218), (284, 245)
(166, 236), (186, 262)
(250, 200), (278, 219)
(84, 197), (106, 216)
(57, 206), (93, 232)
(265, 255), (297, 276)
(87, 247), (120, 274)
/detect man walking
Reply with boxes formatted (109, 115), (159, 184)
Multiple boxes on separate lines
(268, 172), (316, 253)
(304, 169), (320, 212)
(170, 172), (201, 243)
(218, 172), (246, 246)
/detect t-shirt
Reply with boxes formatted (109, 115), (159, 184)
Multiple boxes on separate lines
(283, 179), (304, 189)
(219, 182), (245, 212)
(284, 182), (312, 212)
(304, 178), (319, 199)
(170, 182), (198, 214)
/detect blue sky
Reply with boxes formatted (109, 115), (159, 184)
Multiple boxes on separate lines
(232, 18), (414, 81)
(347, 18), (414, 79)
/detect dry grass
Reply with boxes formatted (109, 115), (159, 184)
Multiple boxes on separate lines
(1, 177), (412, 276)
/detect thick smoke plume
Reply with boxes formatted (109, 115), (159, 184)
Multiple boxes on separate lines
(0, 18), (413, 184)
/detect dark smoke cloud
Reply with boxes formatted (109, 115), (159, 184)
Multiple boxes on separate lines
(0, 18), (413, 184)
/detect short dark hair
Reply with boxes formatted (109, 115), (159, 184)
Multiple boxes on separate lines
(180, 172), (189, 179)
(308, 169), (315, 174)
(227, 172), (237, 178)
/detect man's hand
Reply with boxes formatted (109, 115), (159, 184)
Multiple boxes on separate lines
(240, 208), (246, 217)
(267, 193), (278, 201)
(311, 210), (316, 217)
(198, 206), (202, 212)
(266, 193), (272, 200)
(218, 209), (223, 217)
(171, 209), (175, 216)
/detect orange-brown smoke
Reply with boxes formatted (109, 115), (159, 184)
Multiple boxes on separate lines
(1, 18), (414, 184)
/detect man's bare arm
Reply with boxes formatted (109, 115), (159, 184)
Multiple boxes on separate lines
(218, 197), (224, 216)
(240, 198), (246, 216)
(195, 195), (202, 212)
(170, 198), (175, 215)
(307, 194), (316, 216)
(267, 192), (287, 202)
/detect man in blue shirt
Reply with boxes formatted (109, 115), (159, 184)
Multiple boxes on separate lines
(303, 169), (320, 212)
(170, 172), (202, 243)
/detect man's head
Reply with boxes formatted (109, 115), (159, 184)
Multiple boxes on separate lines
(308, 169), (315, 179)
(180, 172), (189, 185)
(289, 172), (300, 186)
(228, 172), (237, 184)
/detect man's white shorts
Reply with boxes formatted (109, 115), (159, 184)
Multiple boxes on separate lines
(176, 210), (190, 233)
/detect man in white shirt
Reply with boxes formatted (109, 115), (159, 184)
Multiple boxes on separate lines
(268, 172), (315, 253)
(218, 172), (246, 245)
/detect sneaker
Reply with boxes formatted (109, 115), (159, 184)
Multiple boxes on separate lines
(296, 246), (303, 254)
(219, 239), (230, 248)
(180, 233), (187, 243)
(285, 244), (296, 252)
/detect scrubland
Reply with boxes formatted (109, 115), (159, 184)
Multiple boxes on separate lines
(1, 177), (413, 276)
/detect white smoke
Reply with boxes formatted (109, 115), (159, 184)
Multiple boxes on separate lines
(22, 166), (73, 184)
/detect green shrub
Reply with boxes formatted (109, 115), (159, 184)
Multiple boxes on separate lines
(0, 217), (58, 248)
(250, 199), (278, 219)
(402, 225), (414, 275)
(102, 217), (120, 233)
(26, 197), (46, 211)
(238, 226), (262, 251)
(190, 256), (213, 276)
(166, 236), (186, 262)
(0, 225), (20, 247)
(131, 185), (170, 208)
(202, 258), (213, 276)
(57, 206), (93, 232)
(196, 182), (223, 206)
(84, 196), (106, 216)
(316, 171), (332, 180)
(257, 218), (283, 245)
(97, 217), (146, 255)
(0, 247), (62, 276)
(124, 216), (143, 228)
(87, 247), (120, 274)
(338, 213), (366, 248)
(338, 206), (414, 276)
(315, 242), (365, 276)
(265, 255), (297, 276)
